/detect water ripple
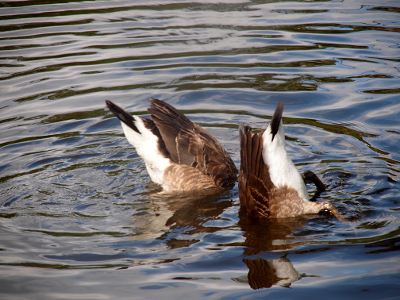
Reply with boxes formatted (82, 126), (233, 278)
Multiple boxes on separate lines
(0, 0), (399, 298)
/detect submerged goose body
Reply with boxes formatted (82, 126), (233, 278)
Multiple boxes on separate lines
(239, 101), (340, 219)
(106, 99), (237, 192)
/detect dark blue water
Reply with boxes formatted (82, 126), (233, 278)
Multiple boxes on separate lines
(1, 1), (399, 299)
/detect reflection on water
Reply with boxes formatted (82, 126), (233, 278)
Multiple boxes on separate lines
(1, 0), (400, 299)
(239, 211), (330, 254)
(237, 211), (330, 290)
(129, 187), (233, 246)
(242, 256), (303, 289)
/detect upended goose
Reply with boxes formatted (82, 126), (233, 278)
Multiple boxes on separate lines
(239, 100), (342, 219)
(106, 99), (237, 192)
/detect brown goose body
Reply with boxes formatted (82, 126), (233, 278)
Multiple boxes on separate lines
(106, 98), (237, 192)
(239, 101), (341, 219)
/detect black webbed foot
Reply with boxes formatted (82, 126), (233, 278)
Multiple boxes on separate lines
(302, 170), (326, 201)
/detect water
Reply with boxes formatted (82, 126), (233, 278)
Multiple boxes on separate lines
(1, 0), (399, 299)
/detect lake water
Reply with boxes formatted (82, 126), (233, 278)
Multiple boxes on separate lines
(1, 0), (399, 299)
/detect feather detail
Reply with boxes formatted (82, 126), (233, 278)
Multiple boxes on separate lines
(239, 102), (342, 219)
(106, 99), (237, 191)
(148, 98), (238, 189)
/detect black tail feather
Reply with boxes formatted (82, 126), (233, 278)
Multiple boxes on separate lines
(270, 100), (284, 142)
(105, 100), (139, 133)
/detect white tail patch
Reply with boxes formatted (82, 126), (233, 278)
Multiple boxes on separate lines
(120, 117), (172, 185)
(262, 120), (310, 201)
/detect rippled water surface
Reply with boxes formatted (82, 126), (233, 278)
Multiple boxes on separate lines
(1, 0), (400, 299)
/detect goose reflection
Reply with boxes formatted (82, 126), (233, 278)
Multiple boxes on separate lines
(239, 211), (325, 254)
(243, 256), (303, 289)
(128, 185), (233, 248)
(237, 210), (331, 289)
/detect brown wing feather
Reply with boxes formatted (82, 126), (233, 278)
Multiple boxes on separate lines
(148, 98), (238, 189)
(238, 118), (340, 219)
(239, 123), (275, 219)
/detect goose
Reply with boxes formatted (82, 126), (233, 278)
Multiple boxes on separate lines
(238, 100), (341, 219)
(106, 98), (238, 192)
